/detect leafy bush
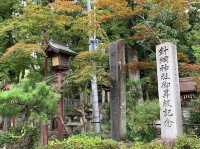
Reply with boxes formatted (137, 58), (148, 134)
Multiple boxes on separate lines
(43, 134), (118, 149)
(174, 135), (200, 149)
(130, 135), (200, 149)
(189, 98), (200, 124)
(187, 98), (200, 136)
(127, 100), (160, 142)
(39, 134), (200, 149)
(0, 126), (39, 148)
(0, 132), (20, 147)
(131, 142), (165, 149)
(190, 111), (200, 124)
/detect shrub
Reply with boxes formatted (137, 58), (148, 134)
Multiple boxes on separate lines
(127, 100), (160, 142)
(0, 126), (39, 148)
(190, 111), (200, 124)
(174, 135), (200, 149)
(0, 132), (20, 147)
(44, 134), (118, 149)
(131, 142), (165, 149)
(188, 98), (200, 136)
(40, 135), (200, 149)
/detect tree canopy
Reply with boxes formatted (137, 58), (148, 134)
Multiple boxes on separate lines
(0, 79), (59, 121)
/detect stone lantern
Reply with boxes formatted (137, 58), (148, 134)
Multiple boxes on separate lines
(46, 40), (76, 70)
(46, 40), (76, 92)
(44, 40), (76, 140)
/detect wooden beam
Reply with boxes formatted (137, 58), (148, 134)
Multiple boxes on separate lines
(109, 40), (126, 140)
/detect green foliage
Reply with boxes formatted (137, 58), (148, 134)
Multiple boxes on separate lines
(189, 97), (200, 124)
(187, 98), (200, 136)
(0, 0), (20, 20)
(64, 50), (109, 97)
(0, 79), (59, 120)
(128, 136), (200, 149)
(0, 46), (44, 82)
(174, 135), (200, 149)
(131, 142), (165, 149)
(0, 131), (20, 147)
(190, 111), (200, 124)
(32, 0), (49, 6)
(126, 79), (142, 109)
(193, 45), (200, 62)
(40, 134), (200, 149)
(0, 1), (109, 83)
(40, 134), (118, 149)
(0, 126), (39, 148)
(188, 3), (200, 63)
(191, 24), (200, 62)
(0, 4), (70, 42)
(127, 100), (160, 142)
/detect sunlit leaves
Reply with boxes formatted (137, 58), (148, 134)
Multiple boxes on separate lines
(0, 4), (71, 43)
(1, 42), (42, 59)
(96, 0), (143, 21)
(148, 0), (189, 32)
(64, 50), (109, 96)
(51, 0), (82, 14)
(0, 42), (44, 82)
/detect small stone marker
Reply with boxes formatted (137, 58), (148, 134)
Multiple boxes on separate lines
(156, 42), (183, 143)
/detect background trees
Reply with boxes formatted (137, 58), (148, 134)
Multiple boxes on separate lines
(0, 0), (199, 147)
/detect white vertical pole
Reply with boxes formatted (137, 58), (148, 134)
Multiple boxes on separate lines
(86, 0), (100, 133)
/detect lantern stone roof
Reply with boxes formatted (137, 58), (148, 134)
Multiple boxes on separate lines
(179, 77), (197, 93)
(46, 40), (77, 56)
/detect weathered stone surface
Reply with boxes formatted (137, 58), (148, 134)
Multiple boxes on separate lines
(156, 42), (183, 142)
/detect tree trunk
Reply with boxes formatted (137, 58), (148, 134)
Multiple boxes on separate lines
(3, 117), (11, 131)
(91, 75), (100, 133)
(87, 0), (101, 133)
(128, 49), (144, 103)
(80, 92), (87, 132)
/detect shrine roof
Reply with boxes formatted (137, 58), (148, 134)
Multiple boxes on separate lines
(179, 77), (197, 93)
(47, 40), (77, 55)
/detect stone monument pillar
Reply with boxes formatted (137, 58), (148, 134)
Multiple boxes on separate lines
(156, 42), (183, 143)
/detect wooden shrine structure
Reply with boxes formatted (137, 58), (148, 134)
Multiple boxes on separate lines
(179, 77), (197, 107)
(42, 40), (96, 144)
(44, 40), (76, 142)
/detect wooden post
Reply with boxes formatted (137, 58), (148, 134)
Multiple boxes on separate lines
(58, 99), (64, 120)
(11, 117), (16, 127)
(42, 57), (49, 145)
(57, 117), (65, 138)
(41, 124), (48, 145)
(102, 90), (106, 104)
(3, 117), (11, 131)
(109, 40), (126, 140)
(44, 57), (48, 77)
(107, 91), (110, 103)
